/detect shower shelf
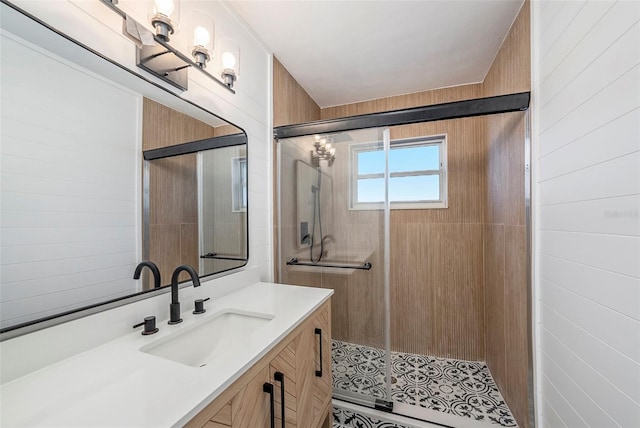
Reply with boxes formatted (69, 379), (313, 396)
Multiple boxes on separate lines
(286, 257), (372, 271)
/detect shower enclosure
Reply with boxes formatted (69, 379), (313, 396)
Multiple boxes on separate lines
(276, 95), (532, 427)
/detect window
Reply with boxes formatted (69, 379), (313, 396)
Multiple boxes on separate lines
(232, 157), (247, 212)
(350, 135), (447, 210)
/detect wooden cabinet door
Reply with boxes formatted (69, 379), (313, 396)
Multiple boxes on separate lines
(269, 339), (297, 428)
(311, 304), (332, 427)
(229, 366), (272, 428)
(296, 303), (332, 428)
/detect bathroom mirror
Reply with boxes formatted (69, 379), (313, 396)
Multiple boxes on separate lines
(0, 1), (248, 334)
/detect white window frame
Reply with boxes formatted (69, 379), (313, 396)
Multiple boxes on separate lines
(349, 135), (448, 210)
(231, 156), (247, 212)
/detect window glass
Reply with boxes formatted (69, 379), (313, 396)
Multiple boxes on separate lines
(357, 177), (385, 203)
(357, 150), (385, 175)
(350, 136), (447, 209)
(390, 145), (439, 172)
(390, 175), (439, 201)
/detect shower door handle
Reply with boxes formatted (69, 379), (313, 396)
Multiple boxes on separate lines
(263, 382), (275, 428)
(274, 371), (285, 428)
(315, 327), (323, 377)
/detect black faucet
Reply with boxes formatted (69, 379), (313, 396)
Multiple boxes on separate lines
(133, 261), (161, 289)
(169, 264), (201, 324)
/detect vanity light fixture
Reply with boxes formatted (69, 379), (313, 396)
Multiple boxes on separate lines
(192, 26), (211, 67)
(187, 10), (214, 69)
(219, 38), (240, 89)
(150, 0), (179, 41)
(99, 0), (235, 94)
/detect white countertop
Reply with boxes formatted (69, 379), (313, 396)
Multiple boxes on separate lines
(0, 282), (333, 427)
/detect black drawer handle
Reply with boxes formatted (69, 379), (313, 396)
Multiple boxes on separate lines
(274, 371), (285, 428)
(263, 382), (275, 428)
(315, 327), (323, 377)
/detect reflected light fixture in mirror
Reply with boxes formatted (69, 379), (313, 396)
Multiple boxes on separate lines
(150, 0), (180, 41)
(220, 38), (239, 88)
(313, 135), (336, 167)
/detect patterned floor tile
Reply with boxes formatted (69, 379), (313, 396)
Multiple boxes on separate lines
(333, 406), (411, 428)
(332, 340), (518, 427)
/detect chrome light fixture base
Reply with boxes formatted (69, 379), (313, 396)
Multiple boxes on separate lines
(191, 46), (210, 68)
(221, 68), (236, 88)
(151, 14), (174, 41)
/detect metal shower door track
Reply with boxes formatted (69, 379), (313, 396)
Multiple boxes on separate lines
(273, 92), (530, 139)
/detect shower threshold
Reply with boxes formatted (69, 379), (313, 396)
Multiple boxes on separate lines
(332, 340), (518, 427)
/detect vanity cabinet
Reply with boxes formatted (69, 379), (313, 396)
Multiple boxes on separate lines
(186, 300), (331, 428)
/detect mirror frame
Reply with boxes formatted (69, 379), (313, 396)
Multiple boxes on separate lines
(0, 0), (249, 339)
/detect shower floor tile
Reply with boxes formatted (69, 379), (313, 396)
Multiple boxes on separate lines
(332, 340), (518, 427)
(333, 406), (411, 428)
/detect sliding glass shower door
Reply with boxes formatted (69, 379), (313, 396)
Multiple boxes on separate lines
(277, 128), (392, 408)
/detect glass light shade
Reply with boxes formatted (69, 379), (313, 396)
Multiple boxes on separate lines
(148, 0), (180, 40)
(185, 10), (215, 68)
(154, 0), (175, 17)
(221, 51), (236, 70)
(219, 38), (240, 76)
(193, 26), (210, 48)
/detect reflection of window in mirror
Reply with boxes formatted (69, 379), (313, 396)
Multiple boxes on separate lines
(232, 157), (247, 212)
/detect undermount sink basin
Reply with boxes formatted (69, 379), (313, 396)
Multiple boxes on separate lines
(140, 310), (274, 367)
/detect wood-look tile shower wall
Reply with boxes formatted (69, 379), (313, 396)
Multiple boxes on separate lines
(482, 3), (531, 427)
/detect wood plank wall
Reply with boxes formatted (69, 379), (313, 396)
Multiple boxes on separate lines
(142, 98), (218, 288)
(481, 3), (530, 427)
(273, 57), (321, 127)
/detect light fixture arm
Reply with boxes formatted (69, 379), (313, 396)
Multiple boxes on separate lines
(98, 0), (235, 93)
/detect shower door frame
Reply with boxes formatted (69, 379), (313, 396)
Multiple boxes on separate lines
(274, 91), (533, 427)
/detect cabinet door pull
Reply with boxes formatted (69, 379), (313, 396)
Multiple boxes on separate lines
(274, 371), (285, 428)
(263, 382), (275, 428)
(314, 327), (323, 377)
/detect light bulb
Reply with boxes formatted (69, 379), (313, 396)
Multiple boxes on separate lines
(193, 26), (210, 48)
(222, 51), (236, 70)
(330, 148), (336, 156)
(325, 143), (332, 151)
(319, 138), (327, 146)
(154, 0), (175, 16)
(314, 135), (320, 142)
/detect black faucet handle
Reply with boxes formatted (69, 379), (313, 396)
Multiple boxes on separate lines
(193, 297), (211, 315)
(133, 316), (159, 335)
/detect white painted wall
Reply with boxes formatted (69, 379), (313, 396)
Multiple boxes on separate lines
(0, 31), (141, 328)
(532, 1), (640, 426)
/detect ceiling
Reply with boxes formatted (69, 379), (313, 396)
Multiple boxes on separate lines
(228, 0), (525, 108)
